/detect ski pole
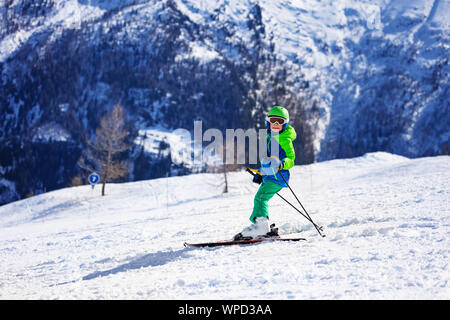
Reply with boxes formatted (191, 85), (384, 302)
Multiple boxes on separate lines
(246, 168), (325, 237)
(275, 192), (320, 229)
(248, 168), (316, 225)
(247, 168), (311, 222)
(278, 171), (325, 237)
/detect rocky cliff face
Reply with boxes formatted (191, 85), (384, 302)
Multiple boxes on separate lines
(0, 0), (448, 204)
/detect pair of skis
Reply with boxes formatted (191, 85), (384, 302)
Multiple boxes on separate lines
(184, 236), (306, 248)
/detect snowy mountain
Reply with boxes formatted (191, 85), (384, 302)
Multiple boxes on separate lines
(0, 0), (449, 205)
(0, 152), (449, 299)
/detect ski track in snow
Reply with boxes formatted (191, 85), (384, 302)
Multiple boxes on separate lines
(0, 152), (449, 299)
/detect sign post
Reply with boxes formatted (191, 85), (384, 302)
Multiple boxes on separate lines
(88, 172), (99, 190)
(87, 172), (99, 219)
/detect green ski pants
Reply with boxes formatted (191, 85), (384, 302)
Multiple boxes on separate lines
(249, 181), (283, 223)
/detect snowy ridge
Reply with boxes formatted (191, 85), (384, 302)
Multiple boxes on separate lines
(172, 0), (449, 156)
(0, 0), (104, 61)
(0, 152), (448, 299)
(1, 0), (448, 205)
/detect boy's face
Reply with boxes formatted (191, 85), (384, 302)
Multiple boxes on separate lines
(270, 122), (282, 132)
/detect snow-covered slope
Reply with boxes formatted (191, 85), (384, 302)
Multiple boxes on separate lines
(0, 152), (448, 299)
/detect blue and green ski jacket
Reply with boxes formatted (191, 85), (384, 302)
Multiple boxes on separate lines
(263, 124), (297, 187)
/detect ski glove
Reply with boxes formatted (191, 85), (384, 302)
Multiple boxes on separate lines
(252, 174), (262, 184)
(260, 156), (282, 176)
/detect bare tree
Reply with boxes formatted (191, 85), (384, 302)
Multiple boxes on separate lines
(206, 139), (243, 194)
(78, 104), (130, 196)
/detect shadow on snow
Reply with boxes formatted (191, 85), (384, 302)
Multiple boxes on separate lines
(82, 248), (193, 281)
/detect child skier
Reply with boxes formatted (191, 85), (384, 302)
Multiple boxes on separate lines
(234, 106), (296, 240)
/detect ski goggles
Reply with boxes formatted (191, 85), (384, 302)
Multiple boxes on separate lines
(266, 116), (287, 125)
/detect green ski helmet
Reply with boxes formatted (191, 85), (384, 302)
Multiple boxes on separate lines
(266, 106), (289, 131)
(267, 106), (289, 121)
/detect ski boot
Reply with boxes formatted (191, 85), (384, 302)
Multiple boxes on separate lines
(264, 223), (280, 238)
(233, 218), (279, 241)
